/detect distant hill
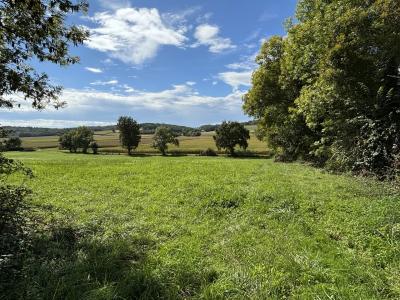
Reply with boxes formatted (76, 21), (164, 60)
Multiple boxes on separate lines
(5, 120), (257, 137)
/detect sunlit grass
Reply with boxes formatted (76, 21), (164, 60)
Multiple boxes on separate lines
(5, 150), (400, 299)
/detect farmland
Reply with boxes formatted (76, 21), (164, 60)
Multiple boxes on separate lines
(20, 127), (268, 154)
(4, 150), (400, 299)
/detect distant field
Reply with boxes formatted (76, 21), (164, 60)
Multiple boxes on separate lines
(5, 151), (400, 299)
(21, 129), (268, 154)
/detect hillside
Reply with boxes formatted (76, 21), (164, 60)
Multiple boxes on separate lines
(5, 121), (257, 137)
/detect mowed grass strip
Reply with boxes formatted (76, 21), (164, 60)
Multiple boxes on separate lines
(5, 151), (400, 299)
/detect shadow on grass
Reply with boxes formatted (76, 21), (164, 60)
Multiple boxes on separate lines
(1, 221), (197, 300)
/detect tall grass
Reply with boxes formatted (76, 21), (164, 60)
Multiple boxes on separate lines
(3, 151), (400, 299)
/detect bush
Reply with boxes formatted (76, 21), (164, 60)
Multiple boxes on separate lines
(3, 137), (23, 151)
(0, 153), (32, 290)
(90, 142), (99, 154)
(200, 148), (217, 156)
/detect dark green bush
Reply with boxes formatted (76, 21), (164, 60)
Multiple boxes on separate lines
(200, 148), (217, 156)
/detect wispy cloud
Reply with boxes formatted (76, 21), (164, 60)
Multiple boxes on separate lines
(90, 80), (119, 86)
(193, 24), (236, 53)
(218, 71), (252, 91)
(0, 119), (114, 128)
(85, 67), (103, 73)
(85, 7), (187, 65)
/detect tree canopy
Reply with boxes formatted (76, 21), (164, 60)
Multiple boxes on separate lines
(0, 0), (89, 109)
(244, 0), (400, 177)
(213, 121), (250, 156)
(152, 126), (179, 155)
(59, 126), (94, 153)
(117, 116), (141, 155)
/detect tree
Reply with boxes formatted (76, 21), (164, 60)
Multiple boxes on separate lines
(59, 130), (75, 152)
(152, 126), (179, 155)
(213, 121), (250, 156)
(75, 126), (94, 153)
(58, 127), (94, 153)
(244, 0), (400, 176)
(4, 137), (22, 151)
(116, 116), (141, 155)
(0, 0), (89, 109)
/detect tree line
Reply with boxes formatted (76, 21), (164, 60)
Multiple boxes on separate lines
(58, 116), (251, 156)
(244, 0), (400, 178)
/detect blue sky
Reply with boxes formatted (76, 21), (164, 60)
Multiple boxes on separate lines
(1, 0), (297, 128)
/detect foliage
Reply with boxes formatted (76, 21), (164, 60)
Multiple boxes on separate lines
(90, 142), (99, 154)
(0, 153), (32, 291)
(3, 150), (400, 299)
(213, 121), (250, 156)
(3, 137), (22, 151)
(116, 116), (141, 155)
(244, 0), (400, 177)
(58, 126), (94, 153)
(199, 148), (218, 156)
(0, 0), (89, 109)
(183, 130), (202, 137)
(198, 124), (219, 132)
(152, 126), (179, 155)
(2, 125), (116, 137)
(140, 123), (195, 135)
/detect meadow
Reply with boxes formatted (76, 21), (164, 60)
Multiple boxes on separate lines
(4, 150), (400, 299)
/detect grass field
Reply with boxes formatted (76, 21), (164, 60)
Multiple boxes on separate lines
(20, 129), (269, 154)
(4, 150), (400, 299)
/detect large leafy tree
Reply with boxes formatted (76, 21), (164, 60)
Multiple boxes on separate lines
(117, 116), (141, 155)
(213, 121), (250, 156)
(152, 126), (179, 156)
(0, 0), (89, 109)
(244, 0), (400, 176)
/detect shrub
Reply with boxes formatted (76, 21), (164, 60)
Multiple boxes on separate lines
(90, 142), (99, 154)
(200, 148), (217, 156)
(4, 137), (23, 151)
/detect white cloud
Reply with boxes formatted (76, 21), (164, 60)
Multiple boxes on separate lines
(85, 67), (103, 73)
(2, 82), (243, 112)
(90, 80), (119, 86)
(186, 81), (196, 86)
(226, 52), (258, 71)
(85, 7), (187, 65)
(1, 83), (248, 126)
(0, 119), (113, 128)
(193, 24), (236, 53)
(218, 71), (252, 90)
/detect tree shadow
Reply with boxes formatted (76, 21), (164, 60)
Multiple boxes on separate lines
(1, 221), (195, 299)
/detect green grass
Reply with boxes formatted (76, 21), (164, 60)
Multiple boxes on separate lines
(4, 150), (400, 299)
(20, 130), (269, 154)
